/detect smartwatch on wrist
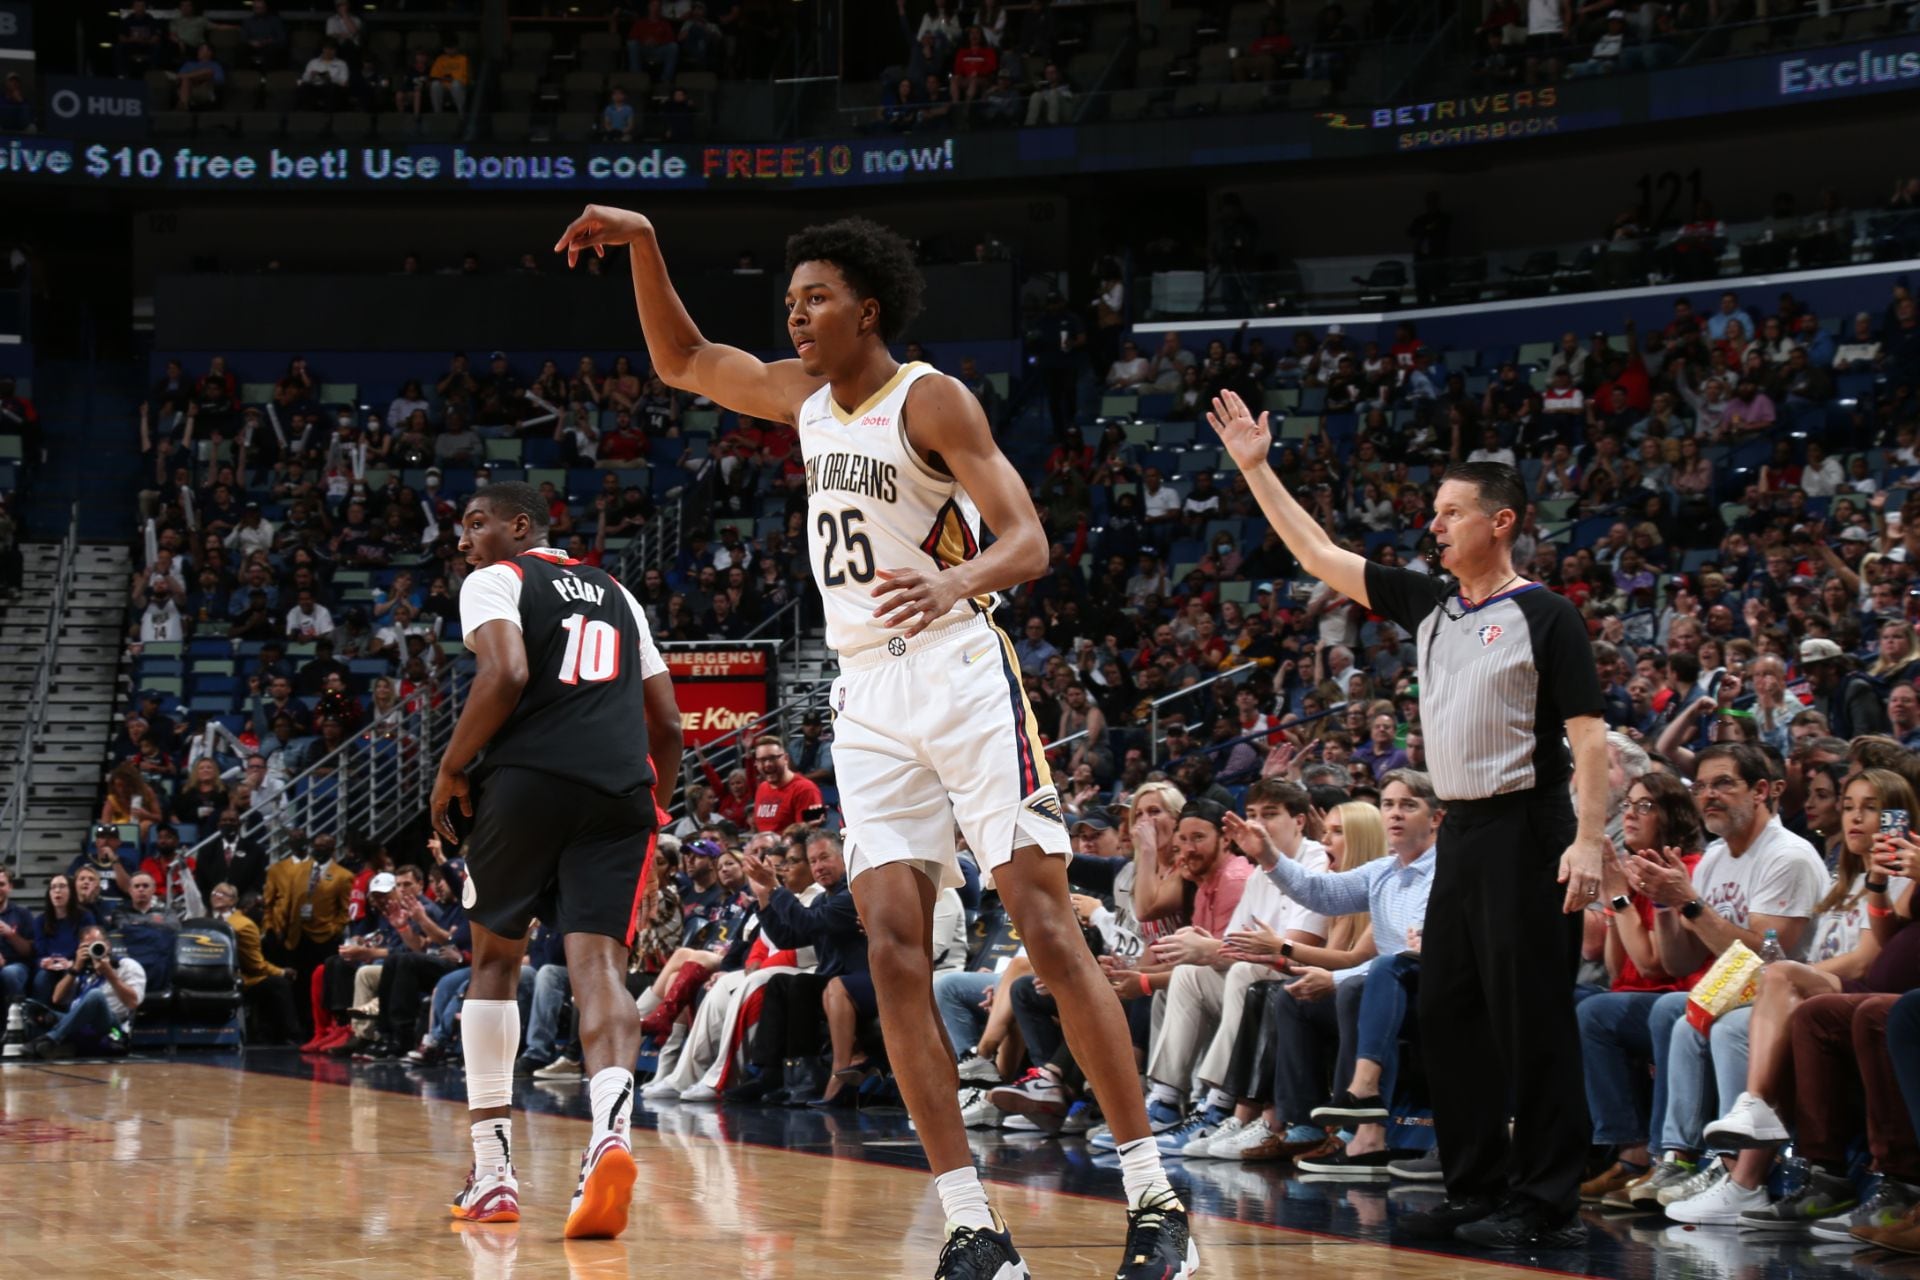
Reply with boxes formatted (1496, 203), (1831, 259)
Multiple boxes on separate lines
(1280, 940), (1295, 959)
(1609, 894), (1632, 913)
(1680, 899), (1703, 921)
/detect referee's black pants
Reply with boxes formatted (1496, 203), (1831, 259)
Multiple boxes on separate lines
(1418, 786), (1590, 1216)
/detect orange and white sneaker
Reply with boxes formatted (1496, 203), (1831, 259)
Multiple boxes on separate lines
(563, 1134), (638, 1239)
(450, 1164), (521, 1223)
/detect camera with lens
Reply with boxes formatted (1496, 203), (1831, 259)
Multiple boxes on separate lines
(82, 939), (110, 966)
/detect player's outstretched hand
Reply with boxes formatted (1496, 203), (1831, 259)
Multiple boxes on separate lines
(552, 205), (653, 268)
(871, 567), (963, 637)
(432, 765), (472, 845)
(1205, 389), (1273, 472)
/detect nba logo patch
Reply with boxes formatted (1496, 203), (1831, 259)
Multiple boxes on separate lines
(887, 636), (907, 657)
(1478, 624), (1503, 646)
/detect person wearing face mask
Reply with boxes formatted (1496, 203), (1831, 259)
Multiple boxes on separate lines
(198, 808), (267, 901)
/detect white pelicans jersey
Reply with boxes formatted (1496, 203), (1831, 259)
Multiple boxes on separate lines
(799, 361), (988, 656)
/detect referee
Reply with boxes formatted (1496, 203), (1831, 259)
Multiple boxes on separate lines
(1209, 391), (1605, 1250)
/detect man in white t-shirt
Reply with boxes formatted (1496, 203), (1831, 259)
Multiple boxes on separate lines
(1121, 781), (1331, 1155)
(284, 587), (336, 640)
(1466, 426), (1518, 468)
(1141, 466), (1184, 527)
(1526, 0), (1571, 82)
(1623, 743), (1826, 1213)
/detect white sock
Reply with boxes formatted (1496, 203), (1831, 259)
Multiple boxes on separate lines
(471, 1117), (514, 1176)
(934, 1166), (995, 1232)
(636, 987), (662, 1017)
(1117, 1136), (1179, 1210)
(1146, 1080), (1182, 1110)
(589, 1066), (636, 1147)
(463, 998), (519, 1172)
(1204, 1087), (1235, 1115)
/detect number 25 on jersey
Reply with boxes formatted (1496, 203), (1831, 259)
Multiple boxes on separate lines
(558, 612), (619, 684)
(818, 507), (875, 587)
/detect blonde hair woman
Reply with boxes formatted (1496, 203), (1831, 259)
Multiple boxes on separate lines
(1126, 779), (1189, 938)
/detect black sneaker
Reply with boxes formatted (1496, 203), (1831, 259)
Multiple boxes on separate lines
(1311, 1090), (1390, 1124)
(1115, 1189), (1197, 1279)
(512, 1053), (548, 1077)
(723, 1068), (781, 1104)
(934, 1212), (1030, 1280)
(1296, 1148), (1396, 1179)
(1454, 1200), (1589, 1250)
(30, 1036), (76, 1060)
(1397, 1194), (1502, 1241)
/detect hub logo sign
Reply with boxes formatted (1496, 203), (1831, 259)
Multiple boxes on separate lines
(44, 76), (146, 138)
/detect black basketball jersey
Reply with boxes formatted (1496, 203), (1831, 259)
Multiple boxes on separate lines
(458, 546), (662, 798)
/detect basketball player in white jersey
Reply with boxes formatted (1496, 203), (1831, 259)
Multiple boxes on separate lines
(554, 206), (1197, 1280)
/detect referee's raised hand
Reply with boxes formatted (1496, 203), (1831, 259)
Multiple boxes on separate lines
(1206, 390), (1273, 472)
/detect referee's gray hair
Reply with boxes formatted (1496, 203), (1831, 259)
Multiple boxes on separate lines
(1607, 731), (1651, 782)
(1379, 768), (1437, 808)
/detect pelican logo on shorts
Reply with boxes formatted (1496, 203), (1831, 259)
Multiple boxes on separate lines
(1025, 792), (1065, 825)
(887, 636), (907, 657)
(1478, 623), (1504, 647)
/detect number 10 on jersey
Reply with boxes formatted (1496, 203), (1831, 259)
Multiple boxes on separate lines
(558, 612), (619, 684)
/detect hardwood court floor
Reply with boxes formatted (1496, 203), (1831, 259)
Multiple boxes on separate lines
(0, 1054), (1904, 1280)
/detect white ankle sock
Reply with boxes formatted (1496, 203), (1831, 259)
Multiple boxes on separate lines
(934, 1166), (995, 1232)
(589, 1066), (635, 1146)
(636, 987), (662, 1017)
(471, 1117), (513, 1176)
(1116, 1136), (1178, 1210)
(1146, 1080), (1182, 1110)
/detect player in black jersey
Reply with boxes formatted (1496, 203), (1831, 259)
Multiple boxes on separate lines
(431, 481), (683, 1240)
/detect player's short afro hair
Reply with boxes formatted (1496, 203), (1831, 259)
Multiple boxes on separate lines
(468, 480), (550, 533)
(784, 217), (924, 343)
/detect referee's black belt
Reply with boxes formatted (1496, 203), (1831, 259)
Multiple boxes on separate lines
(1440, 786), (1562, 815)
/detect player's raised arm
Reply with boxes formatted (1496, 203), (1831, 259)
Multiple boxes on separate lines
(553, 204), (820, 425)
(1207, 388), (1372, 607)
(871, 374), (1049, 635)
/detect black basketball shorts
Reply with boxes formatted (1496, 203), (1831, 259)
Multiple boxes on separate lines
(461, 766), (658, 945)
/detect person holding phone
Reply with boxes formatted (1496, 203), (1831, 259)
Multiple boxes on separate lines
(1675, 769), (1919, 1226)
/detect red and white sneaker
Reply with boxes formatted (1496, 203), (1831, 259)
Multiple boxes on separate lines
(989, 1068), (1071, 1118)
(564, 1134), (638, 1239)
(450, 1164), (520, 1223)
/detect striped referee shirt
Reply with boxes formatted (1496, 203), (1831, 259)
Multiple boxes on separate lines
(1363, 564), (1604, 803)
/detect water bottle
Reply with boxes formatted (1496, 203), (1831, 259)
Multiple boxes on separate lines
(1758, 928), (1785, 964)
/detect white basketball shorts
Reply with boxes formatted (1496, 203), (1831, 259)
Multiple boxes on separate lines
(828, 612), (1071, 889)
